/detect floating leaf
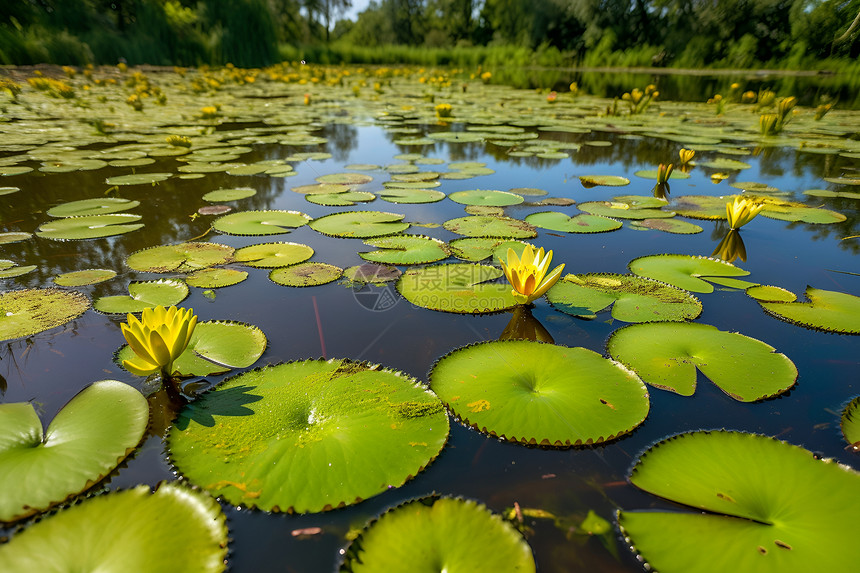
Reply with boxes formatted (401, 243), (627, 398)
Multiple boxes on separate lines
(201, 187), (257, 202)
(359, 235), (449, 265)
(629, 218), (704, 234)
(547, 273), (702, 322)
(377, 188), (446, 204)
(634, 169), (690, 180)
(448, 189), (524, 207)
(525, 211), (622, 233)
(841, 397), (860, 451)
(671, 195), (731, 220)
(126, 242), (234, 273)
(696, 158), (752, 170)
(234, 242), (314, 268)
(443, 215), (537, 238)
(316, 173), (373, 185)
(448, 238), (530, 262)
(578, 200), (674, 220)
(167, 359), (448, 513)
(607, 322), (797, 401)
(93, 279), (189, 314)
(341, 497), (535, 573)
(117, 320), (266, 376)
(629, 254), (755, 293)
(0, 483), (228, 572)
(0, 380), (147, 523)
(0, 260), (36, 279)
(578, 175), (630, 188)
(760, 203), (846, 224)
(46, 197), (139, 217)
(0, 289), (90, 341)
(0, 232), (31, 244)
(754, 286), (860, 334)
(269, 263), (343, 287)
(305, 191), (376, 206)
(397, 263), (517, 313)
(212, 210), (311, 236)
(53, 269), (116, 287)
(36, 214), (143, 240)
(430, 340), (649, 446)
(342, 264), (401, 284)
(618, 430), (860, 573)
(104, 172), (172, 185)
(186, 268), (248, 288)
(292, 183), (351, 195)
(0, 186), (20, 196)
(746, 285), (796, 302)
(309, 211), (409, 238)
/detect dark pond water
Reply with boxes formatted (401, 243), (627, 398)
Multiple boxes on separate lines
(0, 68), (858, 572)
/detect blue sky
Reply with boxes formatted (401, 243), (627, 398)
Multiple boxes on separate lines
(343, 0), (372, 21)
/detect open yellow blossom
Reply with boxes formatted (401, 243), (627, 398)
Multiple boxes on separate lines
(500, 246), (565, 305)
(121, 306), (197, 378)
(726, 196), (764, 230)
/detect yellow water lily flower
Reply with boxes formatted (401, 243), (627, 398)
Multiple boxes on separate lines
(656, 163), (674, 184)
(121, 305), (197, 378)
(726, 196), (764, 230)
(500, 246), (565, 305)
(678, 148), (695, 165)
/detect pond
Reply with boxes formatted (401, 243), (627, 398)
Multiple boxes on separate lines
(0, 65), (858, 572)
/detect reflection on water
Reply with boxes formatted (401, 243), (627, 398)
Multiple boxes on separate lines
(1, 76), (859, 572)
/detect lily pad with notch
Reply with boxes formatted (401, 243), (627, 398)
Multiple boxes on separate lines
(53, 269), (117, 287)
(751, 286), (860, 334)
(186, 268), (248, 288)
(305, 191), (376, 206)
(429, 340), (650, 446)
(93, 279), (189, 314)
(578, 200), (674, 220)
(309, 211), (409, 238)
(448, 189), (524, 207)
(525, 211), (622, 233)
(578, 175), (630, 188)
(201, 187), (257, 202)
(630, 218), (703, 234)
(167, 359), (449, 513)
(46, 197), (139, 218)
(269, 263), (343, 287)
(0, 260), (36, 279)
(397, 263), (518, 313)
(629, 254), (756, 292)
(617, 430), (860, 573)
(234, 242), (314, 268)
(443, 215), (537, 239)
(104, 172), (172, 186)
(377, 188), (446, 204)
(126, 242), (234, 273)
(212, 210), (311, 236)
(36, 214), (144, 240)
(0, 288), (90, 341)
(448, 238), (531, 262)
(359, 235), (449, 265)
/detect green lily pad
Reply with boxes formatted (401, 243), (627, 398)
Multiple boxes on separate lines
(448, 189), (524, 207)
(578, 175), (630, 188)
(167, 359), (449, 513)
(186, 268), (248, 288)
(104, 172), (172, 185)
(342, 264), (402, 284)
(634, 169), (690, 180)
(305, 191), (376, 206)
(547, 273), (702, 322)
(0, 166), (32, 176)
(629, 218), (704, 234)
(341, 497), (535, 572)
(672, 195), (732, 220)
(0, 380), (147, 523)
(0, 186), (20, 195)
(823, 176), (860, 185)
(618, 430), (860, 573)
(234, 242), (314, 268)
(754, 286), (860, 334)
(377, 188), (446, 204)
(448, 238), (531, 262)
(397, 263), (518, 314)
(201, 187), (257, 202)
(730, 181), (781, 193)
(578, 200), (674, 220)
(53, 269), (117, 287)
(0, 232), (31, 244)
(36, 214), (144, 240)
(804, 189), (860, 200)
(126, 242), (234, 273)
(93, 279), (189, 314)
(629, 254), (755, 293)
(117, 320), (266, 376)
(212, 210), (311, 236)
(359, 235), (449, 265)
(746, 285), (797, 302)
(0, 288), (90, 341)
(0, 482), (228, 572)
(525, 212), (623, 233)
(443, 215), (537, 239)
(46, 197), (139, 217)
(841, 397), (860, 451)
(316, 173), (373, 185)
(696, 158), (752, 170)
(0, 260), (36, 279)
(760, 203), (846, 224)
(430, 340), (649, 446)
(309, 211), (409, 238)
(292, 183), (351, 195)
(269, 263), (343, 287)
(607, 322), (797, 401)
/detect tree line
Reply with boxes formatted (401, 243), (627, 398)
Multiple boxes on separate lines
(2, 0), (858, 69)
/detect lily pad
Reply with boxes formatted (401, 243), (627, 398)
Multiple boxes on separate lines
(578, 175), (630, 188)
(578, 200), (674, 220)
(201, 187), (257, 202)
(618, 430), (860, 573)
(117, 320), (266, 376)
(93, 279), (189, 314)
(754, 286), (860, 334)
(359, 235), (449, 265)
(629, 218), (704, 234)
(377, 188), (446, 204)
(0, 482), (228, 572)
(525, 211), (622, 233)
(309, 211), (409, 238)
(234, 242), (314, 268)
(841, 397), (860, 451)
(126, 242), (234, 273)
(53, 269), (117, 287)
(672, 195), (732, 220)
(46, 197), (139, 217)
(292, 183), (351, 195)
(341, 497), (535, 573)
(430, 340), (649, 446)
(0, 260), (36, 279)
(634, 169), (690, 180)
(0, 232), (31, 244)
(696, 158), (752, 170)
(746, 285), (797, 303)
(443, 215), (537, 239)
(36, 214), (144, 240)
(0, 380), (147, 523)
(0, 288), (90, 341)
(547, 273), (702, 322)
(629, 254), (755, 293)
(186, 268), (248, 288)
(212, 210), (311, 236)
(305, 191), (376, 206)
(342, 264), (402, 284)
(760, 203), (846, 224)
(167, 359), (449, 513)
(269, 263), (343, 287)
(448, 189), (524, 207)
(316, 173), (373, 185)
(397, 263), (518, 314)
(607, 322), (797, 401)
(448, 238), (531, 262)
(104, 172), (172, 185)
